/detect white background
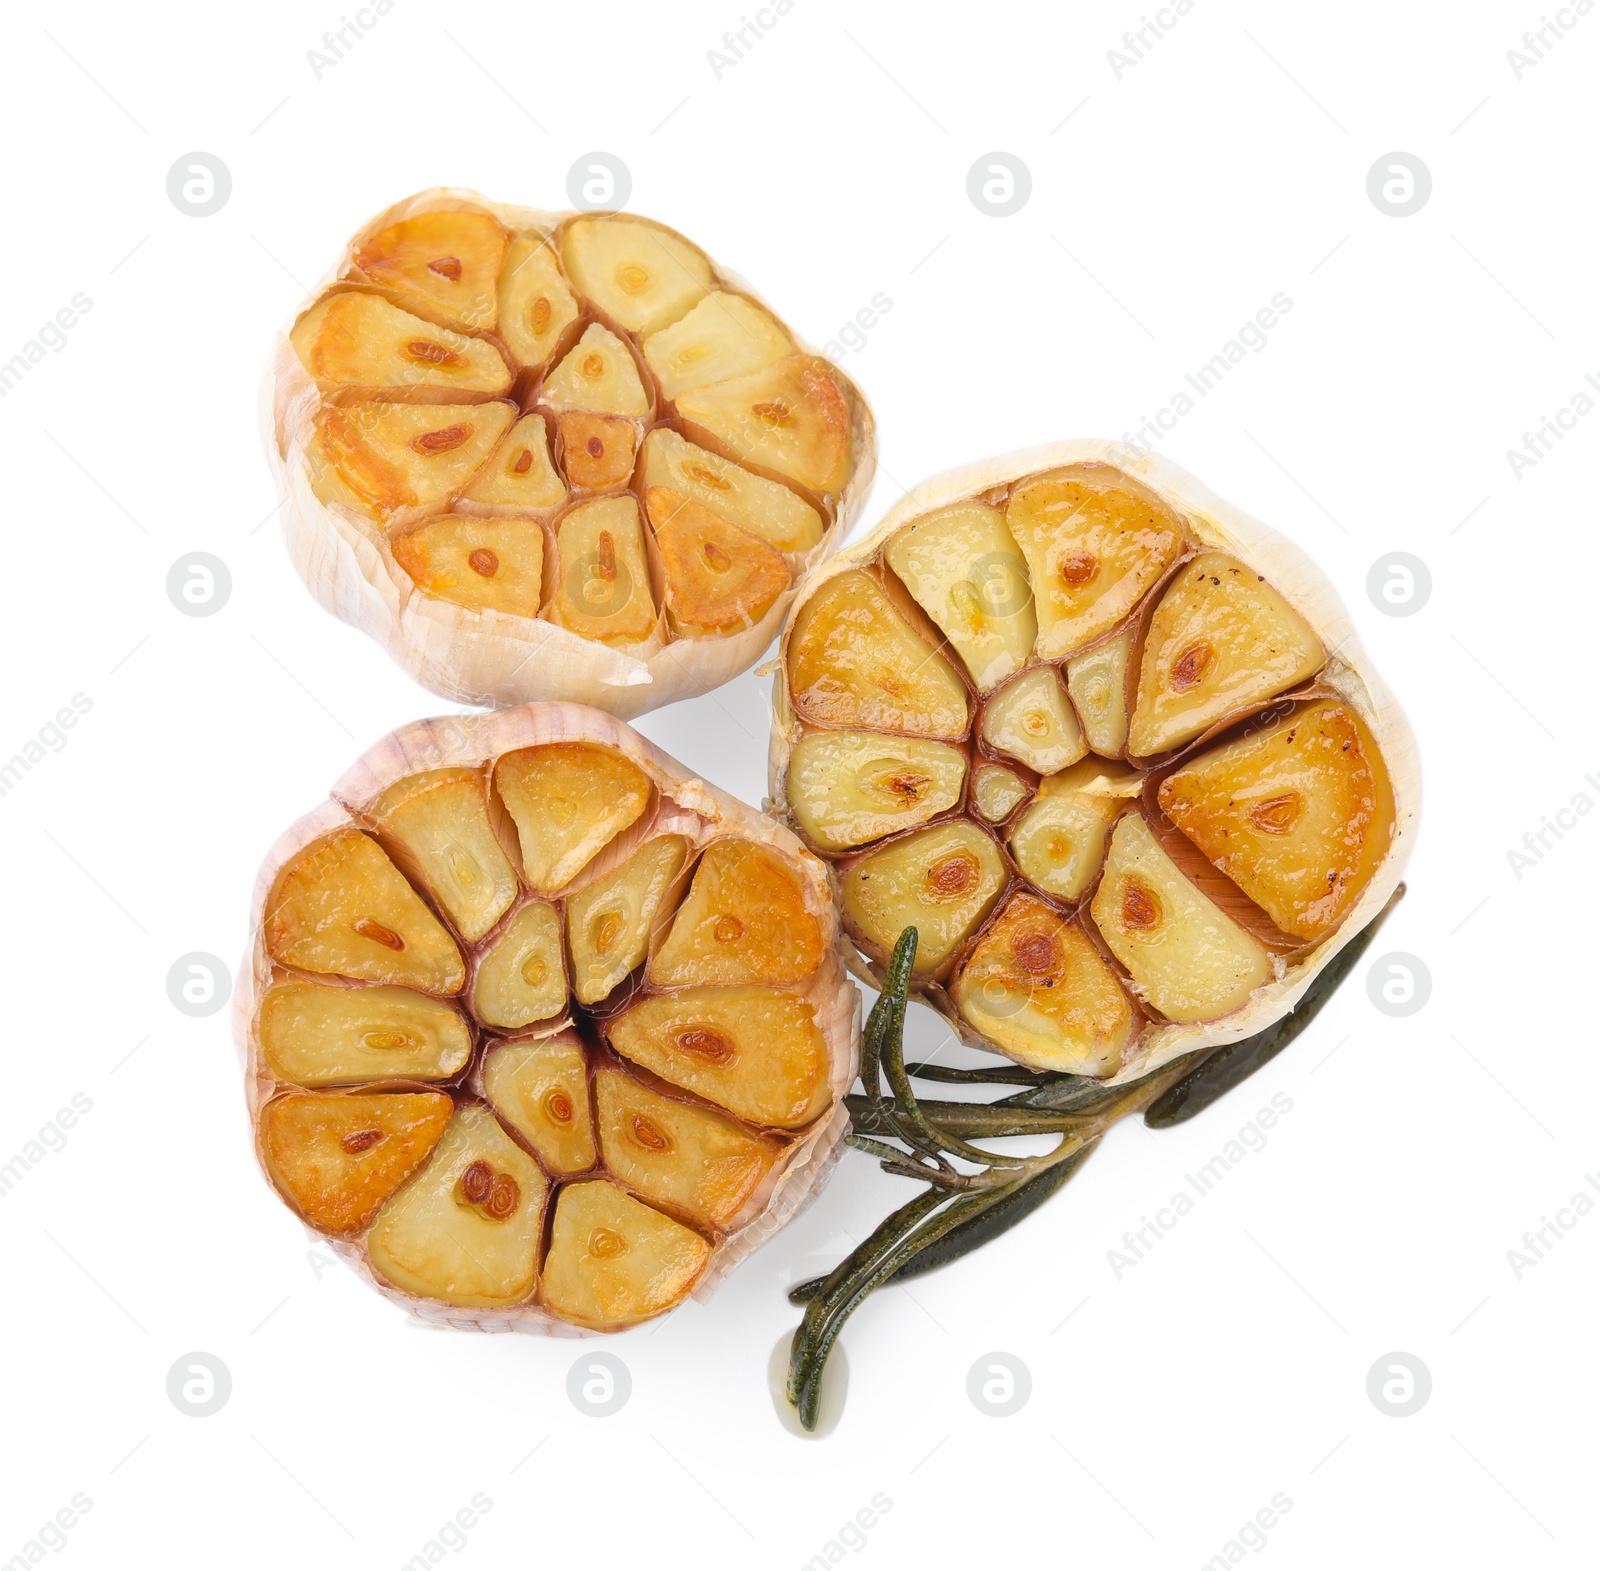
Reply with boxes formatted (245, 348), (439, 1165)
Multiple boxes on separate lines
(1, 0), (1593, 1565)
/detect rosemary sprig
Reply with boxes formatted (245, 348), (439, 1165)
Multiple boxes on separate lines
(783, 887), (1405, 1431)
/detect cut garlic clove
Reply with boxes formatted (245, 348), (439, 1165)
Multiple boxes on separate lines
(980, 666), (1086, 776)
(496, 234), (580, 369)
(566, 835), (689, 1005)
(369, 767), (520, 943)
(541, 323), (651, 417)
(461, 413), (566, 511)
(265, 828), (465, 995)
(643, 291), (793, 401)
(392, 514), (546, 620)
(1158, 697), (1394, 942)
(647, 488), (790, 637)
(559, 216), (713, 335)
(1005, 467), (1184, 660)
(594, 1068), (780, 1230)
(291, 291), (514, 397)
(786, 569), (969, 739)
(483, 1034), (596, 1177)
(546, 495), (657, 647)
(353, 208), (509, 332)
(884, 501), (1036, 692)
(367, 1105), (549, 1308)
(471, 900), (567, 1030)
(1066, 625), (1135, 757)
(258, 980), (473, 1087)
(261, 1090), (454, 1234)
(1007, 778), (1121, 902)
(1090, 812), (1274, 1023)
(639, 428), (823, 553)
(650, 839), (825, 988)
(558, 412), (638, 491)
(971, 762), (1030, 824)
(675, 356), (852, 494)
(493, 741), (652, 896)
(541, 1179), (711, 1331)
(1129, 551), (1324, 759)
(841, 821), (1008, 978)
(607, 986), (831, 1129)
(951, 893), (1134, 1074)
(313, 401), (515, 518)
(786, 731), (967, 852)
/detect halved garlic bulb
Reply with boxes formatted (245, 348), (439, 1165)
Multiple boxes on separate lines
(771, 442), (1417, 1084)
(239, 703), (856, 1334)
(269, 189), (875, 715)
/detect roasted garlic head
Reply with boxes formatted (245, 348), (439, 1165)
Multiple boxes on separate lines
(270, 190), (875, 716)
(240, 704), (856, 1332)
(771, 442), (1417, 1085)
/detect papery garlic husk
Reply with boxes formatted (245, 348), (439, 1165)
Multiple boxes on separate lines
(265, 190), (876, 716)
(236, 702), (858, 1335)
(768, 441), (1418, 1086)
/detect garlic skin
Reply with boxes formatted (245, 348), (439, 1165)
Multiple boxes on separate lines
(769, 440), (1419, 1087)
(235, 702), (858, 1335)
(266, 189), (876, 716)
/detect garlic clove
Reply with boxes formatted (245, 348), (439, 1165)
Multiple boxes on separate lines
(1128, 551), (1324, 758)
(470, 900), (567, 1030)
(566, 835), (689, 1005)
(593, 1067), (780, 1230)
(392, 514), (547, 621)
(786, 731), (967, 852)
(545, 495), (658, 648)
(675, 355), (852, 494)
(980, 665), (1087, 776)
(1005, 467), (1184, 661)
(493, 741), (652, 895)
(258, 980), (473, 1087)
(265, 828), (465, 995)
(951, 892), (1134, 1074)
(559, 216), (713, 335)
(649, 839), (825, 989)
(496, 233), (580, 369)
(460, 413), (565, 511)
(483, 1034), (597, 1177)
(643, 291), (793, 401)
(639, 427), (823, 553)
(540, 1179), (711, 1331)
(606, 985), (831, 1129)
(540, 323), (651, 417)
(352, 208), (509, 332)
(367, 1105), (548, 1307)
(1090, 812), (1274, 1023)
(261, 1089), (454, 1234)
(1158, 696), (1394, 941)
(841, 821), (1008, 978)
(313, 400), (515, 518)
(647, 488), (790, 637)
(786, 569), (969, 739)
